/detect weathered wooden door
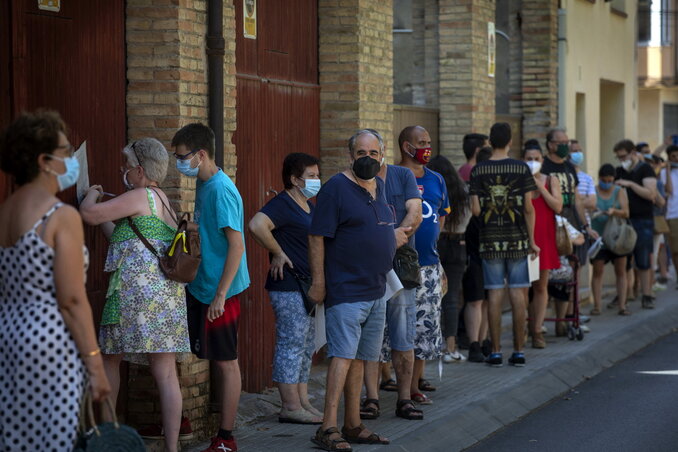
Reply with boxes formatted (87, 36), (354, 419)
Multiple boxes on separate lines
(3, 0), (126, 326)
(233, 0), (320, 391)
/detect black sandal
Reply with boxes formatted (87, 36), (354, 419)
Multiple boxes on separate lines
(359, 398), (380, 420)
(379, 378), (398, 392)
(311, 426), (352, 451)
(418, 378), (436, 392)
(395, 399), (424, 420)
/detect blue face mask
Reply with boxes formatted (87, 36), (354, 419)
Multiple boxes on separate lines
(570, 151), (584, 166)
(300, 179), (321, 198)
(176, 154), (200, 177)
(599, 181), (613, 191)
(47, 155), (80, 191)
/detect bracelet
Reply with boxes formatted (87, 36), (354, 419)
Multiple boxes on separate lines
(81, 348), (101, 358)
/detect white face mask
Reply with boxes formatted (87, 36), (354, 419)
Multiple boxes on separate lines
(620, 160), (632, 171)
(526, 160), (541, 175)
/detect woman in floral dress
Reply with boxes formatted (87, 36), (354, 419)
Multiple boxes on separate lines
(80, 138), (190, 452)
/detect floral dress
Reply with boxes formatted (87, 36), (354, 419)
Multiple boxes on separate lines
(99, 188), (190, 364)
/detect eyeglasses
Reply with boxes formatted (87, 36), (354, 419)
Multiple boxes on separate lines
(55, 144), (75, 157)
(173, 149), (198, 160)
(130, 141), (144, 166)
(370, 201), (396, 226)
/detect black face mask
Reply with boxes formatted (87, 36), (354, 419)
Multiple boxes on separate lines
(352, 156), (380, 180)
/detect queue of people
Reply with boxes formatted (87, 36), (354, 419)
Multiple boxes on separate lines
(0, 110), (673, 452)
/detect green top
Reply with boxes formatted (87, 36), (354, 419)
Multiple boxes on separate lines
(592, 186), (621, 236)
(110, 188), (176, 243)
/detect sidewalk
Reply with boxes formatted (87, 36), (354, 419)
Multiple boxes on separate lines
(185, 286), (678, 452)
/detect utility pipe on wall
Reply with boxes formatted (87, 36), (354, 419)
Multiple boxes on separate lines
(557, 8), (567, 128)
(207, 0), (225, 168)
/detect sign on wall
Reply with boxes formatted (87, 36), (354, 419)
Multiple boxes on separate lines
(244, 0), (257, 39)
(38, 0), (60, 12)
(488, 22), (496, 78)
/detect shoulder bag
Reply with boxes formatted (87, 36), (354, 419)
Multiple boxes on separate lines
(72, 394), (145, 452)
(289, 268), (317, 317)
(601, 188), (637, 256)
(555, 218), (573, 256)
(393, 244), (421, 289)
(128, 188), (201, 283)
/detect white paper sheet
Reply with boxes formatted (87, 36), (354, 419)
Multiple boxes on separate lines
(74, 141), (89, 203)
(528, 255), (540, 282)
(314, 303), (326, 353)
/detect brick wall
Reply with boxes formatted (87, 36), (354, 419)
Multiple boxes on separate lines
(318, 0), (394, 175)
(438, 0), (495, 167)
(124, 0), (237, 439)
(520, 0), (559, 141)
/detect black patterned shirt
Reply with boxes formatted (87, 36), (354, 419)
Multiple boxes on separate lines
(469, 158), (537, 260)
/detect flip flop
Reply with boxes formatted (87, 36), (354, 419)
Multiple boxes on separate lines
(411, 392), (433, 405)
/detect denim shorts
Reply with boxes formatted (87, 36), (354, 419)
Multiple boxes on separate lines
(482, 257), (530, 289)
(385, 288), (416, 352)
(325, 296), (386, 361)
(630, 217), (654, 270)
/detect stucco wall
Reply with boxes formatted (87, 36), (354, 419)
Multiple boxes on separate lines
(561, 0), (637, 177)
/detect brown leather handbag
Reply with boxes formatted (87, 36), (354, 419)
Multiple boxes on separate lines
(127, 188), (201, 283)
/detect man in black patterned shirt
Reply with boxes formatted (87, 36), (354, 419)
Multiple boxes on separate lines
(470, 122), (539, 368)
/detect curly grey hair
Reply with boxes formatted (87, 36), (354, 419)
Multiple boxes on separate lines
(123, 137), (169, 183)
(347, 129), (384, 155)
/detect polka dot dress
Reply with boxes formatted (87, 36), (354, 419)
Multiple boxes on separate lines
(0, 203), (87, 451)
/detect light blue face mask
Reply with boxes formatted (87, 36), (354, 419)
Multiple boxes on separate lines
(599, 181), (613, 191)
(300, 179), (321, 198)
(176, 154), (200, 177)
(570, 151), (584, 166)
(47, 155), (80, 191)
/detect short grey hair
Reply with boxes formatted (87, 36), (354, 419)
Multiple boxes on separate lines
(348, 129), (384, 155)
(123, 137), (169, 183)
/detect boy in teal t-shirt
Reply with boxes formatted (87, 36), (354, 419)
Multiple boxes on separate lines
(171, 123), (249, 452)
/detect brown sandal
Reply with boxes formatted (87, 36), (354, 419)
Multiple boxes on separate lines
(311, 426), (352, 451)
(618, 308), (632, 316)
(359, 398), (380, 420)
(341, 423), (389, 445)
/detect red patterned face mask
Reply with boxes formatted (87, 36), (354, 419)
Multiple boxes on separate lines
(408, 145), (432, 164)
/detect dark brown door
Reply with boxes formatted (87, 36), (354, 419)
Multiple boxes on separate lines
(5, 0), (126, 326)
(233, 0), (320, 392)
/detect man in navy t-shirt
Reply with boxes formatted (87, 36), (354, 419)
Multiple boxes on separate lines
(308, 130), (394, 448)
(397, 125), (450, 403)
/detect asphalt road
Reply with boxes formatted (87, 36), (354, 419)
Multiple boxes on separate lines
(467, 331), (678, 452)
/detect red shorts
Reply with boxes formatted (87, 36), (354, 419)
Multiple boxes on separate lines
(186, 289), (240, 361)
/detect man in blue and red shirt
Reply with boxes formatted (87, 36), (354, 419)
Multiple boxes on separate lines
(398, 125), (450, 404)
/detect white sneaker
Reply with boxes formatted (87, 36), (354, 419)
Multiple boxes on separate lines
(652, 282), (667, 292)
(540, 325), (548, 333)
(580, 325), (590, 333)
(443, 351), (466, 363)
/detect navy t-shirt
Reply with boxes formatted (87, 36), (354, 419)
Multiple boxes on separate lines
(309, 173), (396, 308)
(259, 191), (314, 292)
(384, 165), (422, 248)
(415, 168), (450, 266)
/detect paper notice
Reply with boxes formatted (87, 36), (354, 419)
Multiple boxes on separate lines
(314, 303), (326, 353)
(528, 255), (540, 282)
(74, 141), (89, 203)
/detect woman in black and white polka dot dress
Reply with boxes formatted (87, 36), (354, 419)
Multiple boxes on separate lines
(0, 111), (111, 451)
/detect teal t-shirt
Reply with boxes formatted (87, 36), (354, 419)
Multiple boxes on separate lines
(188, 170), (250, 304)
